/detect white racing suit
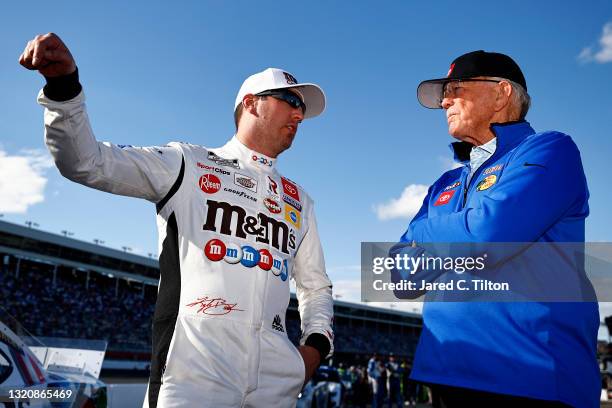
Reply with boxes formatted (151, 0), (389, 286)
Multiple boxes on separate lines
(38, 90), (334, 408)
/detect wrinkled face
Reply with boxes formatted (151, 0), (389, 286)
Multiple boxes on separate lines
(441, 78), (498, 144)
(254, 90), (305, 155)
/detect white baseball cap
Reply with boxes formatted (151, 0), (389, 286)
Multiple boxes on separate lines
(234, 68), (326, 119)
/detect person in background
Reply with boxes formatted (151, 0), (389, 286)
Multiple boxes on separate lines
(386, 353), (403, 407)
(367, 353), (383, 408)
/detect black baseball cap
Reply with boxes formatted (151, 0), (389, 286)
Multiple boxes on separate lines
(417, 50), (527, 109)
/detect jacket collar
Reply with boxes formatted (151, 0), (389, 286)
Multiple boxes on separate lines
(450, 120), (536, 163)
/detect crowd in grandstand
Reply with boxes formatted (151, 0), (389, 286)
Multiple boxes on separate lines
(1, 259), (153, 351)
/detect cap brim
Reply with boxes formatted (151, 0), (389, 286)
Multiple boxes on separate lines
(417, 78), (448, 109)
(269, 83), (326, 119)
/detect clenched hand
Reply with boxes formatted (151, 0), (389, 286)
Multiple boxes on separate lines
(19, 33), (76, 78)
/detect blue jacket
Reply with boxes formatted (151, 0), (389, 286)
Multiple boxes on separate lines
(399, 121), (599, 407)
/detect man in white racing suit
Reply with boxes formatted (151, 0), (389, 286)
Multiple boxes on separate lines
(19, 33), (334, 408)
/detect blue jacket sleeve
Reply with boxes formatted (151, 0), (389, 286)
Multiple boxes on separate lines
(410, 132), (588, 244)
(389, 243), (432, 299)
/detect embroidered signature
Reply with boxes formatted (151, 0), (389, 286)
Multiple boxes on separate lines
(186, 296), (244, 315)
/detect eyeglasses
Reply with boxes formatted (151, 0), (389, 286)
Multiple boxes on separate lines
(441, 79), (501, 100)
(256, 89), (306, 114)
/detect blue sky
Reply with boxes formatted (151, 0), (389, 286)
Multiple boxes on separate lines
(1, 1), (612, 322)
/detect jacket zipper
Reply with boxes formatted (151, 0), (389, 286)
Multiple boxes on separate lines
(462, 154), (497, 208)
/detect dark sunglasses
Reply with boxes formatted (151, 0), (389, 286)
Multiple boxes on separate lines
(256, 89), (306, 114)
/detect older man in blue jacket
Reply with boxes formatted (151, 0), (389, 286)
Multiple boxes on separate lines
(397, 51), (599, 407)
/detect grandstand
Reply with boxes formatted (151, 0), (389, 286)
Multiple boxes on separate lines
(0, 219), (423, 376)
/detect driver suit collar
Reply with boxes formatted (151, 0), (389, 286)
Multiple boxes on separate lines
(222, 136), (277, 172)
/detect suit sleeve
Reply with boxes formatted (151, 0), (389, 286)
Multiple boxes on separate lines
(38, 90), (183, 203)
(292, 203), (334, 358)
(409, 133), (587, 244)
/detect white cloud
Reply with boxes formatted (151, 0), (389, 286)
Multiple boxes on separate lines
(578, 22), (612, 63)
(373, 184), (428, 221)
(578, 46), (594, 63)
(0, 148), (54, 213)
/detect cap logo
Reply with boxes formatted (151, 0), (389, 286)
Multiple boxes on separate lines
(447, 63), (455, 77)
(283, 72), (298, 85)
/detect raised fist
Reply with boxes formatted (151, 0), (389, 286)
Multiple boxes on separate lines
(19, 33), (76, 78)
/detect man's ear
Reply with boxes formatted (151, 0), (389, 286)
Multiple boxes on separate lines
(243, 94), (258, 115)
(494, 81), (513, 112)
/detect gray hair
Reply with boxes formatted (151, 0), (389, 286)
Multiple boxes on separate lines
(508, 79), (531, 120)
(488, 76), (531, 120)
